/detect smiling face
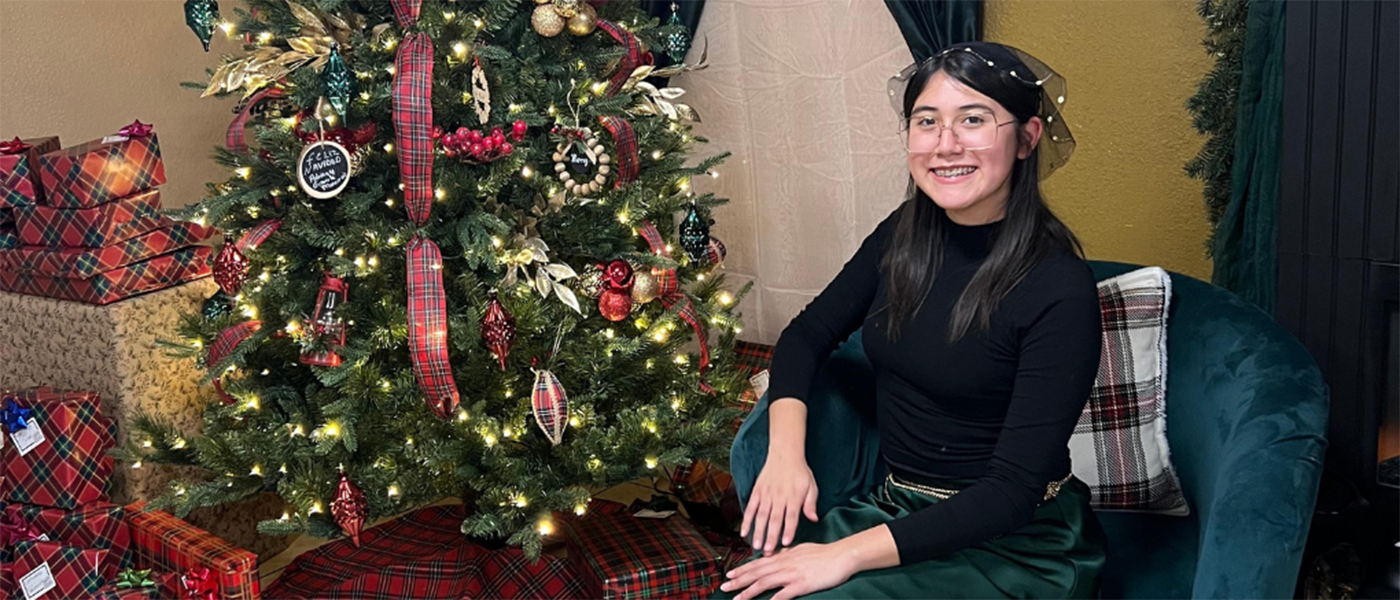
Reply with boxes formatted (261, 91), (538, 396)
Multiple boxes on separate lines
(906, 71), (1042, 225)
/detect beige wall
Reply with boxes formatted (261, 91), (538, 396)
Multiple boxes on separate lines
(0, 0), (236, 208)
(680, 0), (1215, 343)
(985, 0), (1214, 281)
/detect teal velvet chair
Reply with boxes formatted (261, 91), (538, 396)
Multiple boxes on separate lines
(729, 261), (1330, 599)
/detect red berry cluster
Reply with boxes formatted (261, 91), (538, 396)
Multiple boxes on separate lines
(434, 120), (528, 162)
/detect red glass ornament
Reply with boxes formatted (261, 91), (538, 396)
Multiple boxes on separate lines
(480, 291), (517, 371)
(330, 472), (367, 547)
(532, 368), (569, 445)
(300, 274), (349, 367)
(212, 244), (250, 295)
(512, 120), (527, 140)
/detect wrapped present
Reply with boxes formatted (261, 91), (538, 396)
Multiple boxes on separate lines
(12, 539), (109, 600)
(37, 127), (165, 209)
(2, 387), (115, 509)
(0, 246), (211, 305)
(13, 188), (162, 248)
(93, 569), (178, 600)
(672, 461), (742, 534)
(0, 220), (214, 279)
(699, 529), (755, 576)
(267, 504), (588, 600)
(8, 503), (132, 579)
(733, 341), (773, 377)
(126, 502), (258, 600)
(0, 136), (61, 209)
(564, 510), (721, 600)
(0, 224), (16, 250)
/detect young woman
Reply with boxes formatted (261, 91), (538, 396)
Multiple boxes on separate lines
(715, 42), (1107, 600)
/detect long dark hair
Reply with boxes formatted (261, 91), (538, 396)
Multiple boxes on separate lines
(878, 45), (1085, 343)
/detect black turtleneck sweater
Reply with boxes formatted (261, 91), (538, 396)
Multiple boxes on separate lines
(766, 205), (1102, 565)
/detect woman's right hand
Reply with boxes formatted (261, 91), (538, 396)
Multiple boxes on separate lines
(741, 453), (819, 555)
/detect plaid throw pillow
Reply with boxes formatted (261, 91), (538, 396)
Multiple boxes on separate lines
(1069, 267), (1190, 515)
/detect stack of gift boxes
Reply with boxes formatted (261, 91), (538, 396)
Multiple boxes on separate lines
(0, 124), (214, 305)
(0, 387), (259, 600)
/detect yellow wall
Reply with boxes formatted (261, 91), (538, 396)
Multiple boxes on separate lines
(986, 0), (1215, 280)
(0, 1), (235, 209)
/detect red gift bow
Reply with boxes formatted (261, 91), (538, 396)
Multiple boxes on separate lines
(0, 513), (39, 547)
(180, 566), (216, 600)
(0, 137), (31, 155)
(119, 120), (154, 138)
(639, 221), (715, 394)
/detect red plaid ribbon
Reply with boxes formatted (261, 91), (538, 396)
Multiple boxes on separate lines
(596, 20), (646, 97)
(598, 116), (639, 188)
(390, 0), (420, 26)
(232, 218), (281, 253)
(207, 320), (261, 369)
(638, 221), (713, 393)
(407, 236), (459, 418)
(392, 32), (434, 225)
(227, 86), (285, 154)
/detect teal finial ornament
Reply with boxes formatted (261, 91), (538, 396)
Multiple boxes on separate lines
(183, 0), (220, 52)
(663, 2), (692, 63)
(678, 201), (710, 263)
(324, 43), (355, 118)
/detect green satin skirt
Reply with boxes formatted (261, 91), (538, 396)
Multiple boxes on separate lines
(711, 473), (1107, 599)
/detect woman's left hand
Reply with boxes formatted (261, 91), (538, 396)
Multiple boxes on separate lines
(719, 542), (856, 600)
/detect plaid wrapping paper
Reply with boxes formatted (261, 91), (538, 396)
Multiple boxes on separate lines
(2, 388), (115, 509)
(93, 572), (178, 600)
(0, 136), (61, 209)
(698, 530), (754, 576)
(0, 246), (211, 306)
(0, 224), (17, 249)
(1068, 266), (1189, 515)
(732, 341), (773, 377)
(8, 502), (132, 579)
(268, 504), (587, 600)
(0, 220), (214, 279)
(13, 540), (109, 599)
(598, 116), (639, 188)
(38, 132), (166, 209)
(564, 511), (721, 600)
(1, 209), (13, 226)
(14, 189), (163, 248)
(406, 236), (459, 418)
(125, 502), (258, 600)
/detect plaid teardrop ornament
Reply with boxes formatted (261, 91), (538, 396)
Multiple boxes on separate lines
(531, 368), (569, 445)
(480, 290), (516, 371)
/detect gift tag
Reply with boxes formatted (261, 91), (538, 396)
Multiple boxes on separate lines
(100, 135), (129, 144)
(12, 422), (45, 457)
(19, 562), (56, 600)
(632, 509), (676, 519)
(749, 369), (770, 399)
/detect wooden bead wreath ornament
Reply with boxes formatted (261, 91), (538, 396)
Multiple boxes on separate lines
(553, 127), (611, 197)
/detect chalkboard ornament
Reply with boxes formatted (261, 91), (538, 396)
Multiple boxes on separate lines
(298, 139), (352, 199)
(552, 126), (611, 197)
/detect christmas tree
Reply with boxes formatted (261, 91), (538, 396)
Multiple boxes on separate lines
(1185, 0), (1249, 256)
(126, 0), (749, 558)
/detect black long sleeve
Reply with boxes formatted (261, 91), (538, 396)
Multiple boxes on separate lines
(765, 204), (1103, 565)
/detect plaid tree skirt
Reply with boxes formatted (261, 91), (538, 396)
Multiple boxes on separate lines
(267, 505), (589, 600)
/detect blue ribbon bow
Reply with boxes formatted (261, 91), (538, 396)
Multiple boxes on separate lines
(1, 398), (32, 433)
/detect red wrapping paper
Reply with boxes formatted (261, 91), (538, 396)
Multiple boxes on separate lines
(7, 503), (132, 579)
(125, 503), (258, 600)
(0, 246), (211, 305)
(564, 511), (721, 600)
(12, 540), (109, 599)
(0, 224), (17, 250)
(92, 572), (178, 600)
(0, 220), (213, 279)
(1, 388), (115, 509)
(0, 136), (61, 209)
(38, 132), (166, 209)
(13, 189), (163, 248)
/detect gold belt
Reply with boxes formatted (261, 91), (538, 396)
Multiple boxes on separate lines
(885, 472), (1074, 502)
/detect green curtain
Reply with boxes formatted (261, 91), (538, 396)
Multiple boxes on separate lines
(883, 0), (982, 62)
(1211, 0), (1286, 312)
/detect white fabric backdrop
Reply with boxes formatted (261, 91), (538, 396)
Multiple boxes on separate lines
(673, 0), (915, 344)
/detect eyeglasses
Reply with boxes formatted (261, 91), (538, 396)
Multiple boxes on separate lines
(900, 110), (1015, 153)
